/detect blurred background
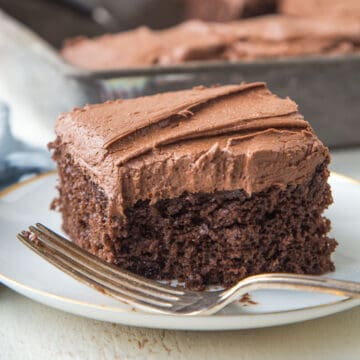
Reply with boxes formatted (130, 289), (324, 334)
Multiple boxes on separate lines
(0, 0), (277, 47)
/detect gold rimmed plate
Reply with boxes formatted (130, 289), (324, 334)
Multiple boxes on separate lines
(0, 172), (359, 330)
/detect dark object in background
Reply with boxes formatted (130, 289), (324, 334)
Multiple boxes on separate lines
(0, 0), (184, 48)
(0, 0), (105, 48)
(184, 0), (277, 22)
(94, 0), (184, 31)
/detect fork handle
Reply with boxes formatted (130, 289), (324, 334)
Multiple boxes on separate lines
(222, 273), (360, 304)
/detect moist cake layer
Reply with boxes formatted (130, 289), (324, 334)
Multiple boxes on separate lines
(61, 16), (360, 70)
(52, 145), (335, 289)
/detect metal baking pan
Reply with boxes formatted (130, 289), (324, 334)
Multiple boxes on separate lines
(1, 9), (359, 149)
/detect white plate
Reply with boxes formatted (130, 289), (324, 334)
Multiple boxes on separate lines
(0, 172), (359, 330)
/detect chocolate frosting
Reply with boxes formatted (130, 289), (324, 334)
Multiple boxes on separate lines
(61, 15), (360, 70)
(55, 82), (329, 215)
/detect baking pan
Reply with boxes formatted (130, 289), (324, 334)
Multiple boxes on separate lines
(0, 9), (359, 148)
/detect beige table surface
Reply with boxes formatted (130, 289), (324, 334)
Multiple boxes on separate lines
(1, 148), (360, 360)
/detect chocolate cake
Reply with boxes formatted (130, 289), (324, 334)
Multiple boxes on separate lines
(61, 15), (360, 70)
(184, 0), (277, 22)
(279, 0), (360, 18)
(50, 82), (336, 289)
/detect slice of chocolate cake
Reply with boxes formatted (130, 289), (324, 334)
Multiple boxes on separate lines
(50, 82), (336, 289)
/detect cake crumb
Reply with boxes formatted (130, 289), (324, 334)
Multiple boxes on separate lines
(239, 293), (258, 306)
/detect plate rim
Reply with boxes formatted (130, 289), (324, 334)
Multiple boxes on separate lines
(1, 171), (360, 328)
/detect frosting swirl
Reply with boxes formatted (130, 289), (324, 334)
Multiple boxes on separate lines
(55, 82), (329, 215)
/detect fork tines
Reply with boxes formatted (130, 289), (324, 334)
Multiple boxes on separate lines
(17, 223), (200, 314)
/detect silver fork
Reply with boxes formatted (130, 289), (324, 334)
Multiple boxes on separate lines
(17, 223), (360, 316)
